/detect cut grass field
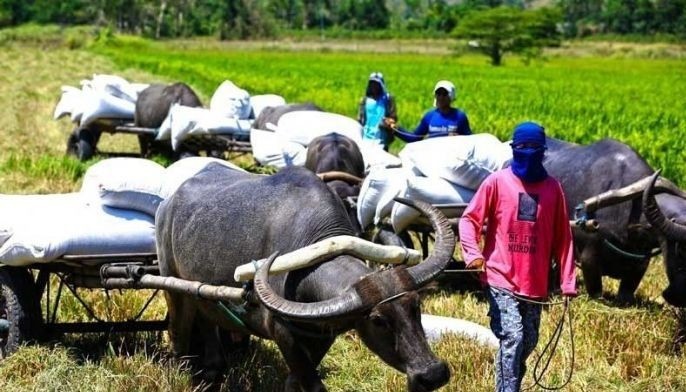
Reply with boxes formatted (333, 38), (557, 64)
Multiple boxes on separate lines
(0, 29), (686, 391)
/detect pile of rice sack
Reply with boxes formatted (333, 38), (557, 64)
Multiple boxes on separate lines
(0, 157), (243, 266)
(54, 76), (286, 151)
(250, 110), (401, 171)
(53, 74), (148, 127)
(356, 134), (513, 232)
(158, 81), (286, 150)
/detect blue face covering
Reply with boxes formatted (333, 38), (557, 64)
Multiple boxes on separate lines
(511, 146), (548, 183)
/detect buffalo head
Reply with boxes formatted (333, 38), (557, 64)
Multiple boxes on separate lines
(254, 199), (454, 391)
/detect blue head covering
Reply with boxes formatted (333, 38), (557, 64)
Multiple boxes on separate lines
(510, 122), (548, 183)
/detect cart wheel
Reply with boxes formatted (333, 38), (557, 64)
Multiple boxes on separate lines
(0, 267), (42, 359)
(66, 128), (95, 161)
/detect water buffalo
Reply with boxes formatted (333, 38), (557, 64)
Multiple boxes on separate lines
(156, 163), (454, 391)
(252, 102), (322, 131)
(134, 82), (203, 156)
(305, 133), (365, 232)
(544, 137), (686, 306)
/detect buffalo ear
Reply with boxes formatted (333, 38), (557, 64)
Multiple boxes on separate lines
(417, 282), (439, 300)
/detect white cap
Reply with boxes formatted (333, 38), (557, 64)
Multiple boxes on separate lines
(433, 80), (456, 101)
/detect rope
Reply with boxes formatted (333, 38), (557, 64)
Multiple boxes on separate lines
(602, 239), (659, 261)
(520, 297), (574, 391)
(489, 287), (573, 390)
(216, 301), (251, 334)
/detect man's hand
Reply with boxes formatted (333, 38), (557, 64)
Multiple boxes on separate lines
(466, 258), (484, 270)
(382, 117), (397, 130)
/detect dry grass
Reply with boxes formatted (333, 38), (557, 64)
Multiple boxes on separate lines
(0, 37), (685, 391)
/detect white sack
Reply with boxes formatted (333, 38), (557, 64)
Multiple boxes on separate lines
(0, 196), (155, 266)
(250, 128), (307, 168)
(53, 86), (83, 120)
(422, 314), (498, 348)
(161, 157), (245, 199)
(168, 104), (253, 150)
(356, 167), (409, 229)
(155, 108), (173, 141)
(0, 193), (84, 248)
(89, 74), (140, 103)
(81, 158), (165, 216)
(391, 176), (474, 232)
(79, 89), (136, 127)
(209, 80), (251, 119)
(250, 94), (286, 119)
(275, 111), (362, 146)
(399, 133), (512, 190)
(357, 139), (402, 171)
(0, 228), (11, 249)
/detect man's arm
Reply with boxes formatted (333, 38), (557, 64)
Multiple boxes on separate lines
(394, 112), (430, 142)
(459, 178), (494, 268)
(553, 182), (577, 296)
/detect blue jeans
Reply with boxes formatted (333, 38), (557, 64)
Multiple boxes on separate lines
(486, 287), (542, 392)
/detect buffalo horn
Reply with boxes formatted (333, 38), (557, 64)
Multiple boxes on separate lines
(254, 252), (371, 321)
(582, 174), (686, 213)
(317, 171), (364, 185)
(401, 198), (456, 288)
(233, 235), (422, 282)
(643, 170), (686, 241)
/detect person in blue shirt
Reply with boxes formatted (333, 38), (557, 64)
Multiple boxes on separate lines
(393, 80), (471, 142)
(358, 72), (398, 150)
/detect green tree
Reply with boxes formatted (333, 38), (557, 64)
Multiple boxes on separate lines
(453, 6), (562, 66)
(0, 0), (32, 27)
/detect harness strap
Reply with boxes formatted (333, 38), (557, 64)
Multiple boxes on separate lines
(602, 238), (659, 260)
(216, 301), (252, 334)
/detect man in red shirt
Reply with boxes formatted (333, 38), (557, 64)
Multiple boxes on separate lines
(459, 121), (577, 392)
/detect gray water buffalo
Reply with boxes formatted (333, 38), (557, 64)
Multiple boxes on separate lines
(305, 133), (365, 233)
(544, 137), (686, 306)
(252, 102), (322, 131)
(156, 163), (454, 391)
(134, 82), (202, 157)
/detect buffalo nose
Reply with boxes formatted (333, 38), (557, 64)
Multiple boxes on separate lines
(409, 361), (450, 392)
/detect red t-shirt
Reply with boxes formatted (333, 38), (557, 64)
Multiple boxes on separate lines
(459, 168), (577, 298)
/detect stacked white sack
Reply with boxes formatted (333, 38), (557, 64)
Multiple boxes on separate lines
(0, 193), (156, 266)
(81, 158), (167, 216)
(161, 104), (253, 150)
(53, 74), (149, 127)
(81, 157), (244, 217)
(53, 86), (83, 120)
(86, 74), (146, 104)
(275, 111), (363, 146)
(209, 80), (252, 120)
(391, 176), (474, 232)
(251, 128), (307, 169)
(250, 94), (286, 119)
(357, 140), (402, 171)
(398, 133), (512, 190)
(356, 167), (411, 230)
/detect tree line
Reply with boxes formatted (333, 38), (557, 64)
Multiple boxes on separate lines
(0, 0), (684, 39)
